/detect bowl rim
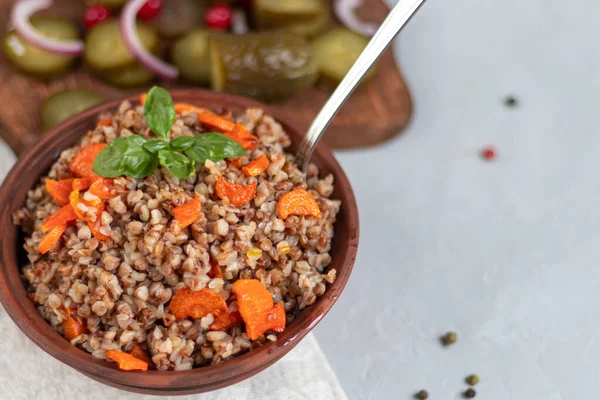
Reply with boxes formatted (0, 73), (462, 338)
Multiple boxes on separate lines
(0, 89), (359, 393)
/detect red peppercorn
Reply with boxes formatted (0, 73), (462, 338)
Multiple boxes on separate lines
(205, 4), (233, 31)
(138, 0), (163, 21)
(84, 4), (111, 29)
(481, 147), (496, 161)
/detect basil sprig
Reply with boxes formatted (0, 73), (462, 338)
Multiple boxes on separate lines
(92, 86), (247, 180)
(143, 86), (176, 140)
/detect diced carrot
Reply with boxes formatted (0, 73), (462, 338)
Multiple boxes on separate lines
(172, 196), (202, 229)
(38, 225), (66, 254)
(277, 188), (322, 220)
(215, 177), (256, 208)
(139, 93), (147, 105)
(207, 260), (223, 279)
(45, 179), (74, 206)
(174, 103), (212, 115)
(88, 221), (111, 241)
(72, 177), (94, 191)
(224, 123), (259, 150)
(228, 158), (243, 169)
(62, 308), (88, 341)
(231, 279), (286, 340)
(242, 155), (269, 177)
(96, 119), (113, 127)
(70, 143), (107, 179)
(169, 287), (227, 320)
(106, 350), (148, 371)
(42, 205), (77, 233)
(89, 178), (119, 199)
(210, 311), (243, 331)
(197, 112), (236, 132)
(69, 190), (105, 222)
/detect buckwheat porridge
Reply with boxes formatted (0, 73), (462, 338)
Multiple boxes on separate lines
(13, 88), (340, 371)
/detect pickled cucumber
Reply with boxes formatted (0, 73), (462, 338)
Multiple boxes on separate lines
(41, 89), (104, 129)
(84, 19), (158, 71)
(171, 29), (210, 83)
(312, 28), (377, 88)
(98, 63), (154, 87)
(209, 33), (318, 102)
(3, 16), (79, 77)
(255, 0), (329, 38)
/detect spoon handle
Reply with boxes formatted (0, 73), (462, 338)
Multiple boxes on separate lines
(296, 0), (427, 172)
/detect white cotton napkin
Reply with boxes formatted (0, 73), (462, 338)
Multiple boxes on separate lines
(0, 139), (347, 400)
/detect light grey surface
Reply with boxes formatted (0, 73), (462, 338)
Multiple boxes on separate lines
(314, 0), (600, 399)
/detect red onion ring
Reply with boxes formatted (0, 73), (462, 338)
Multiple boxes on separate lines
(11, 0), (84, 55)
(334, 0), (378, 37)
(121, 0), (179, 80)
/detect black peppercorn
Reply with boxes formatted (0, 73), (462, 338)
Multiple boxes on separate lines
(464, 388), (476, 398)
(440, 331), (458, 346)
(415, 389), (429, 399)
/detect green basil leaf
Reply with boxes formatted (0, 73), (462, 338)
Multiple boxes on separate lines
(185, 133), (246, 164)
(143, 139), (170, 154)
(158, 150), (195, 179)
(170, 136), (196, 151)
(93, 135), (158, 179)
(93, 137), (128, 178)
(143, 86), (176, 140)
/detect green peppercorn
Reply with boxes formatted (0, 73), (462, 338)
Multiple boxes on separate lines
(504, 96), (518, 107)
(441, 331), (458, 346)
(414, 389), (429, 399)
(464, 388), (476, 398)
(466, 374), (480, 386)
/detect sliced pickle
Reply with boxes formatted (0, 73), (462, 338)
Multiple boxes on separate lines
(41, 89), (104, 129)
(255, 0), (329, 38)
(3, 16), (79, 77)
(209, 32), (318, 102)
(312, 28), (377, 87)
(98, 63), (154, 87)
(171, 29), (210, 83)
(84, 19), (158, 71)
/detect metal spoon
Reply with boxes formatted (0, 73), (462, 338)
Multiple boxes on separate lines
(296, 0), (427, 172)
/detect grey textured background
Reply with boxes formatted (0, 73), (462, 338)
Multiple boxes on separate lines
(315, 0), (600, 399)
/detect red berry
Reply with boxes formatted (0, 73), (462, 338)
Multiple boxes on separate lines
(84, 5), (111, 29)
(481, 147), (496, 161)
(205, 4), (233, 31)
(138, 0), (163, 21)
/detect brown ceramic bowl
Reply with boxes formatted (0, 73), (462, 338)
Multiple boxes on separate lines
(0, 90), (359, 395)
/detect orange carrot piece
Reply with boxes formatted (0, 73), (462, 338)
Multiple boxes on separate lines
(174, 103), (212, 115)
(128, 343), (153, 367)
(70, 143), (107, 179)
(106, 350), (148, 371)
(228, 158), (243, 169)
(242, 155), (269, 177)
(96, 119), (113, 127)
(210, 311), (243, 331)
(207, 260), (223, 279)
(169, 287), (227, 320)
(45, 179), (74, 206)
(88, 221), (111, 241)
(62, 308), (88, 341)
(42, 204), (77, 233)
(231, 279), (286, 340)
(215, 177), (256, 208)
(172, 196), (202, 229)
(139, 93), (147, 105)
(224, 123), (259, 150)
(277, 188), (322, 220)
(89, 178), (118, 199)
(196, 112), (236, 132)
(38, 225), (66, 254)
(72, 177), (95, 191)
(70, 190), (104, 222)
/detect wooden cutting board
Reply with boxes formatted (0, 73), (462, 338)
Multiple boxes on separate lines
(0, 0), (412, 155)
